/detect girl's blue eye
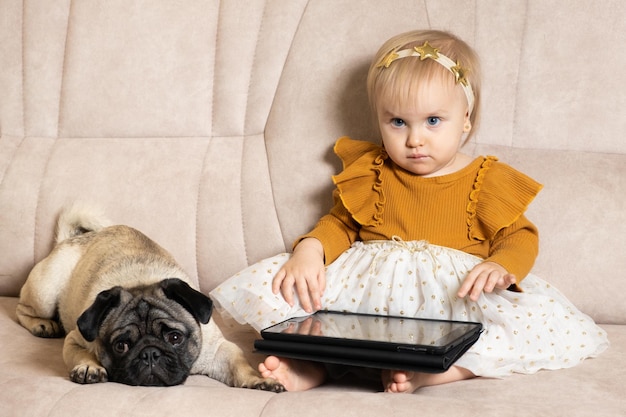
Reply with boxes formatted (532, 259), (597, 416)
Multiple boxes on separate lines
(426, 117), (441, 126)
(391, 118), (406, 127)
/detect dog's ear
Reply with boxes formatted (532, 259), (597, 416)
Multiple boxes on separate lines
(160, 278), (213, 324)
(76, 286), (123, 342)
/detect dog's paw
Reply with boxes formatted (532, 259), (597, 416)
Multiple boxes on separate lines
(30, 319), (64, 338)
(250, 378), (286, 393)
(70, 364), (108, 384)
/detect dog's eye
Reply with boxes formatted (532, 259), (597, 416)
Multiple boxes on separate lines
(113, 341), (130, 354)
(165, 331), (184, 346)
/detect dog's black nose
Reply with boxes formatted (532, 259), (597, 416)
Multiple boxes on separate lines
(141, 347), (161, 367)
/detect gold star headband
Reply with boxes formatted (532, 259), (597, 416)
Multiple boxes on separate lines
(376, 41), (475, 115)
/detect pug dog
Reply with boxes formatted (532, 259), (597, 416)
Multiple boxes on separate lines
(16, 204), (284, 391)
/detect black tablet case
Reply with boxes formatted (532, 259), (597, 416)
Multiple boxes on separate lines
(254, 312), (482, 373)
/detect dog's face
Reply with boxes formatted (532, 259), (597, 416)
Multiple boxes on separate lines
(77, 278), (212, 386)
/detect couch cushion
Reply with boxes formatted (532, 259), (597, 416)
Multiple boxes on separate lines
(1, 296), (624, 416)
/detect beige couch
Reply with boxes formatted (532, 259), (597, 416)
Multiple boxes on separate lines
(1, 1), (624, 416)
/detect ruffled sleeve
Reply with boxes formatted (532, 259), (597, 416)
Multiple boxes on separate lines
(467, 157), (543, 241)
(331, 137), (388, 227)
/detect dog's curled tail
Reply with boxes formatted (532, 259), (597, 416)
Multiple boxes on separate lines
(56, 203), (111, 243)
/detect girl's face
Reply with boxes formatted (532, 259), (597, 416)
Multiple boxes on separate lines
(376, 77), (470, 177)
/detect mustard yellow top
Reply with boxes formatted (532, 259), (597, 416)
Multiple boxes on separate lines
(299, 137), (543, 284)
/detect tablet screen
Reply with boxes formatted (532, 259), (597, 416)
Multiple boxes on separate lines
(261, 311), (481, 350)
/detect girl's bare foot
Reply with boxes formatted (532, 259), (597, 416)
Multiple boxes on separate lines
(258, 356), (327, 392)
(382, 366), (475, 393)
(382, 370), (423, 393)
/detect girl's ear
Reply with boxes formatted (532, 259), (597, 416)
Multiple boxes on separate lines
(460, 111), (472, 147)
(463, 111), (472, 133)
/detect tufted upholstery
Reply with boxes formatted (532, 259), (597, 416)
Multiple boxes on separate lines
(1, 1), (624, 416)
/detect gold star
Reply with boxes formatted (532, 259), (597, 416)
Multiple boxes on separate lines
(450, 61), (470, 86)
(414, 41), (439, 60)
(377, 50), (399, 68)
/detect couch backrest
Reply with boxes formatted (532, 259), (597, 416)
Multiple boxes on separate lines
(1, 0), (624, 324)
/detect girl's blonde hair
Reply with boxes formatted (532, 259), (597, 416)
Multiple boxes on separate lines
(367, 30), (481, 143)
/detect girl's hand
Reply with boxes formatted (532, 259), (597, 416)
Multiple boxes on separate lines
(457, 261), (516, 302)
(272, 238), (326, 313)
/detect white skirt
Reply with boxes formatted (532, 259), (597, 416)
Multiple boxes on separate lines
(210, 240), (609, 378)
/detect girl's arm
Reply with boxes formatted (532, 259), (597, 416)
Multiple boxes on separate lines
(273, 190), (360, 312)
(458, 215), (539, 301)
(485, 215), (539, 280)
(296, 188), (361, 265)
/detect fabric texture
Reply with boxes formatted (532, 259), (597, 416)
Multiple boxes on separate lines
(211, 240), (608, 378)
(300, 137), (542, 280)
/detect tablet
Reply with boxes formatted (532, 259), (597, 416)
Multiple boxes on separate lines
(255, 311), (482, 373)
(260, 311), (482, 354)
